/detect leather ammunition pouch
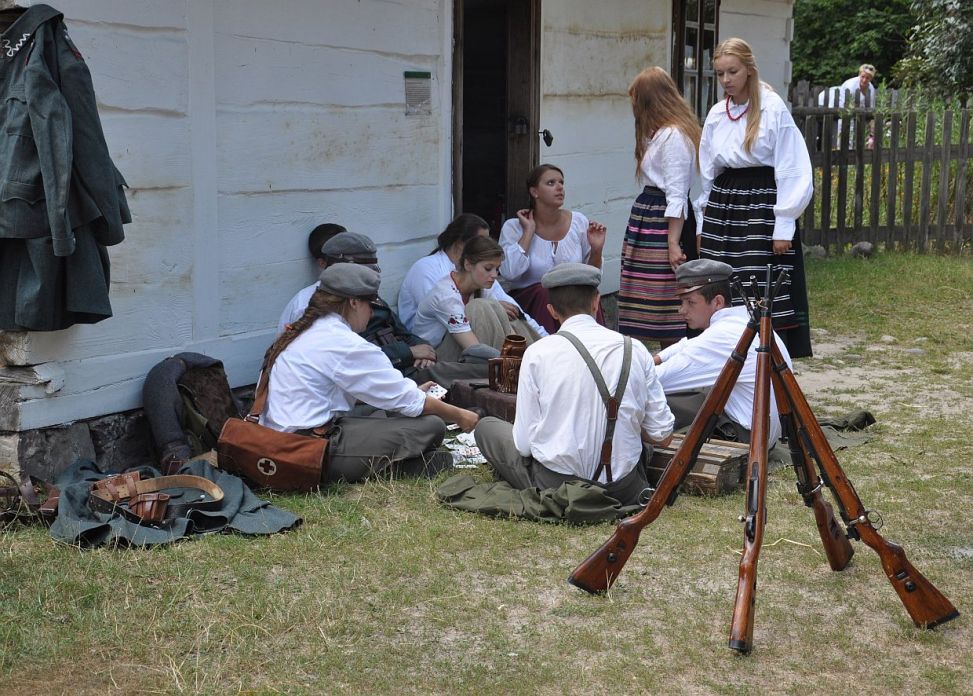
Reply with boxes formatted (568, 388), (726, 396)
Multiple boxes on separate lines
(88, 471), (224, 524)
(0, 471), (59, 525)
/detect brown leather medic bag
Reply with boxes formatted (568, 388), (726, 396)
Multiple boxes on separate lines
(217, 363), (328, 492)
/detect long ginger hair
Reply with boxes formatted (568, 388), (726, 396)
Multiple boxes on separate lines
(628, 67), (701, 179)
(713, 38), (767, 154)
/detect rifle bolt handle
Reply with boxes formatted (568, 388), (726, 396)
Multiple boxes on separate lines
(738, 515), (746, 523)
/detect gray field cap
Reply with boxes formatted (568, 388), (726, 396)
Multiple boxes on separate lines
(321, 232), (379, 267)
(541, 263), (601, 289)
(318, 263), (380, 300)
(675, 259), (734, 295)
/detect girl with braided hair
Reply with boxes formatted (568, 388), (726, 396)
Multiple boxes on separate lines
(260, 264), (479, 482)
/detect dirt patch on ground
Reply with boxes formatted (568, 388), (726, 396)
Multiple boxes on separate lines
(794, 333), (969, 420)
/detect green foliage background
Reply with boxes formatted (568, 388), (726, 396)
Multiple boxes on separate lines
(894, 0), (973, 94)
(790, 0), (914, 87)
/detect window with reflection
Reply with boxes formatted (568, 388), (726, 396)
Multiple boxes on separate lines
(672, 0), (719, 122)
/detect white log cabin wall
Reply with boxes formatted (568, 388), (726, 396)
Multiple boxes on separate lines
(1, 0), (454, 431)
(0, 0), (795, 433)
(539, 0), (670, 295)
(720, 0), (794, 97)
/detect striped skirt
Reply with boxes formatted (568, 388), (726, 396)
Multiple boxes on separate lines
(700, 166), (812, 358)
(618, 186), (686, 340)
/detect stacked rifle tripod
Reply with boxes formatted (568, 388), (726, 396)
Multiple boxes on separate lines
(569, 266), (959, 654)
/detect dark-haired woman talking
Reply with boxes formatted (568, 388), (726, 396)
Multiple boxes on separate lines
(498, 164), (606, 333)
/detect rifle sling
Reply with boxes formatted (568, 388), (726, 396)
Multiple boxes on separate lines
(557, 331), (632, 484)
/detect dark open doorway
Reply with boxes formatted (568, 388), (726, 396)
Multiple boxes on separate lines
(453, 0), (540, 235)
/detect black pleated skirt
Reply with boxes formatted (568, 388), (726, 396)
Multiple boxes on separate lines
(700, 166), (812, 358)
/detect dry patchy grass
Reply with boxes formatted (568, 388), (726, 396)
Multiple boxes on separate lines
(2, 254), (972, 694)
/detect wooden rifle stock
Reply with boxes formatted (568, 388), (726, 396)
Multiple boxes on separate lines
(727, 273), (774, 654)
(572, 264), (956, 648)
(769, 340), (959, 629)
(568, 314), (759, 595)
(772, 366), (855, 571)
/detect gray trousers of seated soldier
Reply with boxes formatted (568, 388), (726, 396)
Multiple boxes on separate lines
(665, 390), (752, 442)
(414, 360), (488, 389)
(473, 417), (652, 506)
(324, 412), (446, 483)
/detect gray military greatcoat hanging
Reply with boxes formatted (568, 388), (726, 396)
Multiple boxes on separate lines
(0, 4), (129, 331)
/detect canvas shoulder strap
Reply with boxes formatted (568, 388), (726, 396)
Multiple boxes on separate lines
(558, 331), (633, 483)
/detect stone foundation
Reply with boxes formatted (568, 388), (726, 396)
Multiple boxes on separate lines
(0, 411), (154, 483)
(0, 386), (254, 483)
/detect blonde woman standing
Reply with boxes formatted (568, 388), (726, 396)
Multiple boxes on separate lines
(618, 67), (701, 348)
(697, 38), (814, 358)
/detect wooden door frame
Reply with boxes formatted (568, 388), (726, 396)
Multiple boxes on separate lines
(670, 0), (721, 122)
(451, 1), (465, 216)
(452, 0), (541, 219)
(505, 0), (541, 215)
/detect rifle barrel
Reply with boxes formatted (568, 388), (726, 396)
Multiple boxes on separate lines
(771, 364), (855, 571)
(569, 291), (762, 594)
(728, 266), (774, 653)
(769, 340), (959, 628)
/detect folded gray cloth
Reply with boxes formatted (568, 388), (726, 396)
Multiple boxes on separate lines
(817, 410), (876, 431)
(436, 474), (640, 524)
(49, 458), (301, 548)
(771, 410), (877, 472)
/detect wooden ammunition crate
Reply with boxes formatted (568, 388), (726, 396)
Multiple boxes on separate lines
(646, 433), (750, 496)
(447, 379), (518, 422)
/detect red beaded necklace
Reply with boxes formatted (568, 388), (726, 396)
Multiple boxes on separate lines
(725, 95), (749, 121)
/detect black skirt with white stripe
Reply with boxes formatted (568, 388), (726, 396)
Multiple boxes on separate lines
(700, 166), (812, 358)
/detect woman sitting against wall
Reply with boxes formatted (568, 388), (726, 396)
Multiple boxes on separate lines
(397, 213), (545, 336)
(260, 263), (479, 482)
(412, 236), (542, 362)
(498, 163), (607, 333)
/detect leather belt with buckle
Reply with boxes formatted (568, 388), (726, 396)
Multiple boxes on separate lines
(88, 472), (224, 524)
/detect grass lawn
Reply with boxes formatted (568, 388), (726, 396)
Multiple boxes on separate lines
(2, 253), (972, 695)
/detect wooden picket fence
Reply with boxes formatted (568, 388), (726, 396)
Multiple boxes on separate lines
(789, 81), (972, 254)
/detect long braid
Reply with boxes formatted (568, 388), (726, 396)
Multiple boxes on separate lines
(261, 288), (347, 374)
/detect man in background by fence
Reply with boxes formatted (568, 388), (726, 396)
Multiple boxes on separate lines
(817, 63), (877, 148)
(840, 63), (877, 109)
